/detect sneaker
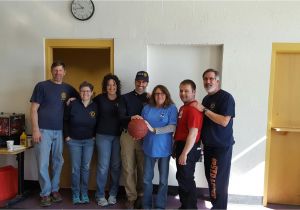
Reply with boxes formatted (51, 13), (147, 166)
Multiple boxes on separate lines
(51, 191), (63, 203)
(97, 197), (108, 206)
(108, 195), (117, 205)
(125, 200), (135, 209)
(81, 193), (90, 204)
(72, 195), (81, 205)
(40, 195), (51, 207)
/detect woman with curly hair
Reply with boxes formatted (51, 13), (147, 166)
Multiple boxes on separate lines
(93, 73), (122, 206)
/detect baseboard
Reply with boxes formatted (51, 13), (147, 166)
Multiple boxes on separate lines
(228, 194), (263, 205)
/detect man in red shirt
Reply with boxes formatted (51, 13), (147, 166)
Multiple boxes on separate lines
(174, 79), (203, 209)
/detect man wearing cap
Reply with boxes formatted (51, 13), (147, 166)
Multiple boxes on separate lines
(118, 71), (149, 209)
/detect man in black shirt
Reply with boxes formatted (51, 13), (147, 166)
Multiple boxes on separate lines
(118, 71), (149, 209)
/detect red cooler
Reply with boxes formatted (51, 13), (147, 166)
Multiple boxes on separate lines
(0, 165), (18, 201)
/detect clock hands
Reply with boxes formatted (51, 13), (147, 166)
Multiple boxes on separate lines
(73, 3), (84, 11)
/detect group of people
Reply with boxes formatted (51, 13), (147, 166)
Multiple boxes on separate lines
(30, 60), (235, 210)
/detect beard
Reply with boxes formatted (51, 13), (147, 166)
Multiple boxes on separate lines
(205, 85), (217, 94)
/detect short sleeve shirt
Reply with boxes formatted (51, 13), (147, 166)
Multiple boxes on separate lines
(201, 89), (235, 147)
(30, 80), (78, 130)
(174, 101), (203, 143)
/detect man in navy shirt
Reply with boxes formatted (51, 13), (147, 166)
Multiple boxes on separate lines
(195, 69), (235, 209)
(30, 61), (78, 207)
(118, 71), (149, 209)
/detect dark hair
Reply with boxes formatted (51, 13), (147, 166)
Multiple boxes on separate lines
(79, 81), (94, 92)
(149, 85), (174, 107)
(101, 73), (121, 96)
(51, 61), (65, 69)
(202, 68), (220, 80)
(180, 79), (196, 91)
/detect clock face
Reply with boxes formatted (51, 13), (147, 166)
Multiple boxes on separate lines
(71, 0), (94, 21)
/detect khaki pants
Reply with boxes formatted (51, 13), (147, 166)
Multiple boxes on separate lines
(120, 131), (144, 201)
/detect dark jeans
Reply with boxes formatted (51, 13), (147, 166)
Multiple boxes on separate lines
(204, 145), (233, 210)
(175, 142), (201, 209)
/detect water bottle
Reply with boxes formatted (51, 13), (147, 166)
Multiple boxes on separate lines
(20, 131), (27, 147)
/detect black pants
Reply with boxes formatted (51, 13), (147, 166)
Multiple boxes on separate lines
(204, 145), (233, 210)
(175, 142), (201, 209)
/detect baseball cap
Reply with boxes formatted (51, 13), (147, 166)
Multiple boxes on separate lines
(135, 71), (149, 82)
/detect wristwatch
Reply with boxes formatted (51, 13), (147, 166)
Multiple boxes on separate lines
(203, 107), (208, 114)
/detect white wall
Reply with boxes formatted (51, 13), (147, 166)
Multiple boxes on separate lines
(1, 1), (300, 196)
(147, 45), (223, 107)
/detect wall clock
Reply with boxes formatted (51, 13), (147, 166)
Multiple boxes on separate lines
(71, 0), (95, 21)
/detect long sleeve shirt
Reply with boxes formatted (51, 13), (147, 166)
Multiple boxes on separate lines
(118, 90), (149, 130)
(63, 100), (98, 140)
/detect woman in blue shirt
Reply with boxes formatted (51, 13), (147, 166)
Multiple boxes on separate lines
(141, 85), (178, 209)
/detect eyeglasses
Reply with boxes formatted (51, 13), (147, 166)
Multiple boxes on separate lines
(154, 92), (165, 96)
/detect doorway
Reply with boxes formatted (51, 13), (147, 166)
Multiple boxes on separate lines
(264, 43), (300, 205)
(45, 39), (114, 189)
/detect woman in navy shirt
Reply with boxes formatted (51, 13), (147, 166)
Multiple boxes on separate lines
(64, 81), (97, 204)
(93, 74), (122, 207)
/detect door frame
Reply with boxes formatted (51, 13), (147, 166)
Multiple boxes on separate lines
(44, 39), (114, 189)
(45, 39), (114, 79)
(263, 43), (300, 206)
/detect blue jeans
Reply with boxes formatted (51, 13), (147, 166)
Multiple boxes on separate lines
(67, 138), (94, 197)
(95, 134), (121, 198)
(143, 155), (170, 209)
(34, 129), (64, 197)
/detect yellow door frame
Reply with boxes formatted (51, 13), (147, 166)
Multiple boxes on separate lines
(45, 39), (114, 79)
(264, 43), (300, 206)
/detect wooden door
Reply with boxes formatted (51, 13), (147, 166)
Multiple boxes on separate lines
(264, 43), (300, 205)
(45, 39), (114, 190)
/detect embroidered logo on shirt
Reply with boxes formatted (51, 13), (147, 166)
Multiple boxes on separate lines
(61, 92), (67, 101)
(90, 111), (96, 118)
(209, 103), (216, 111)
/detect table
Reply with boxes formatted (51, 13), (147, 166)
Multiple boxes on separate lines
(0, 146), (29, 206)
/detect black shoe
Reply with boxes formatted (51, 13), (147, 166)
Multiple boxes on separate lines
(134, 196), (143, 209)
(125, 200), (135, 209)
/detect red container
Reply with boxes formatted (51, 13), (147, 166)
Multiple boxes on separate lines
(0, 165), (18, 201)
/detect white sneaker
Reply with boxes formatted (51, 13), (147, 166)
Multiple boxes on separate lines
(108, 195), (117, 205)
(97, 197), (108, 206)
